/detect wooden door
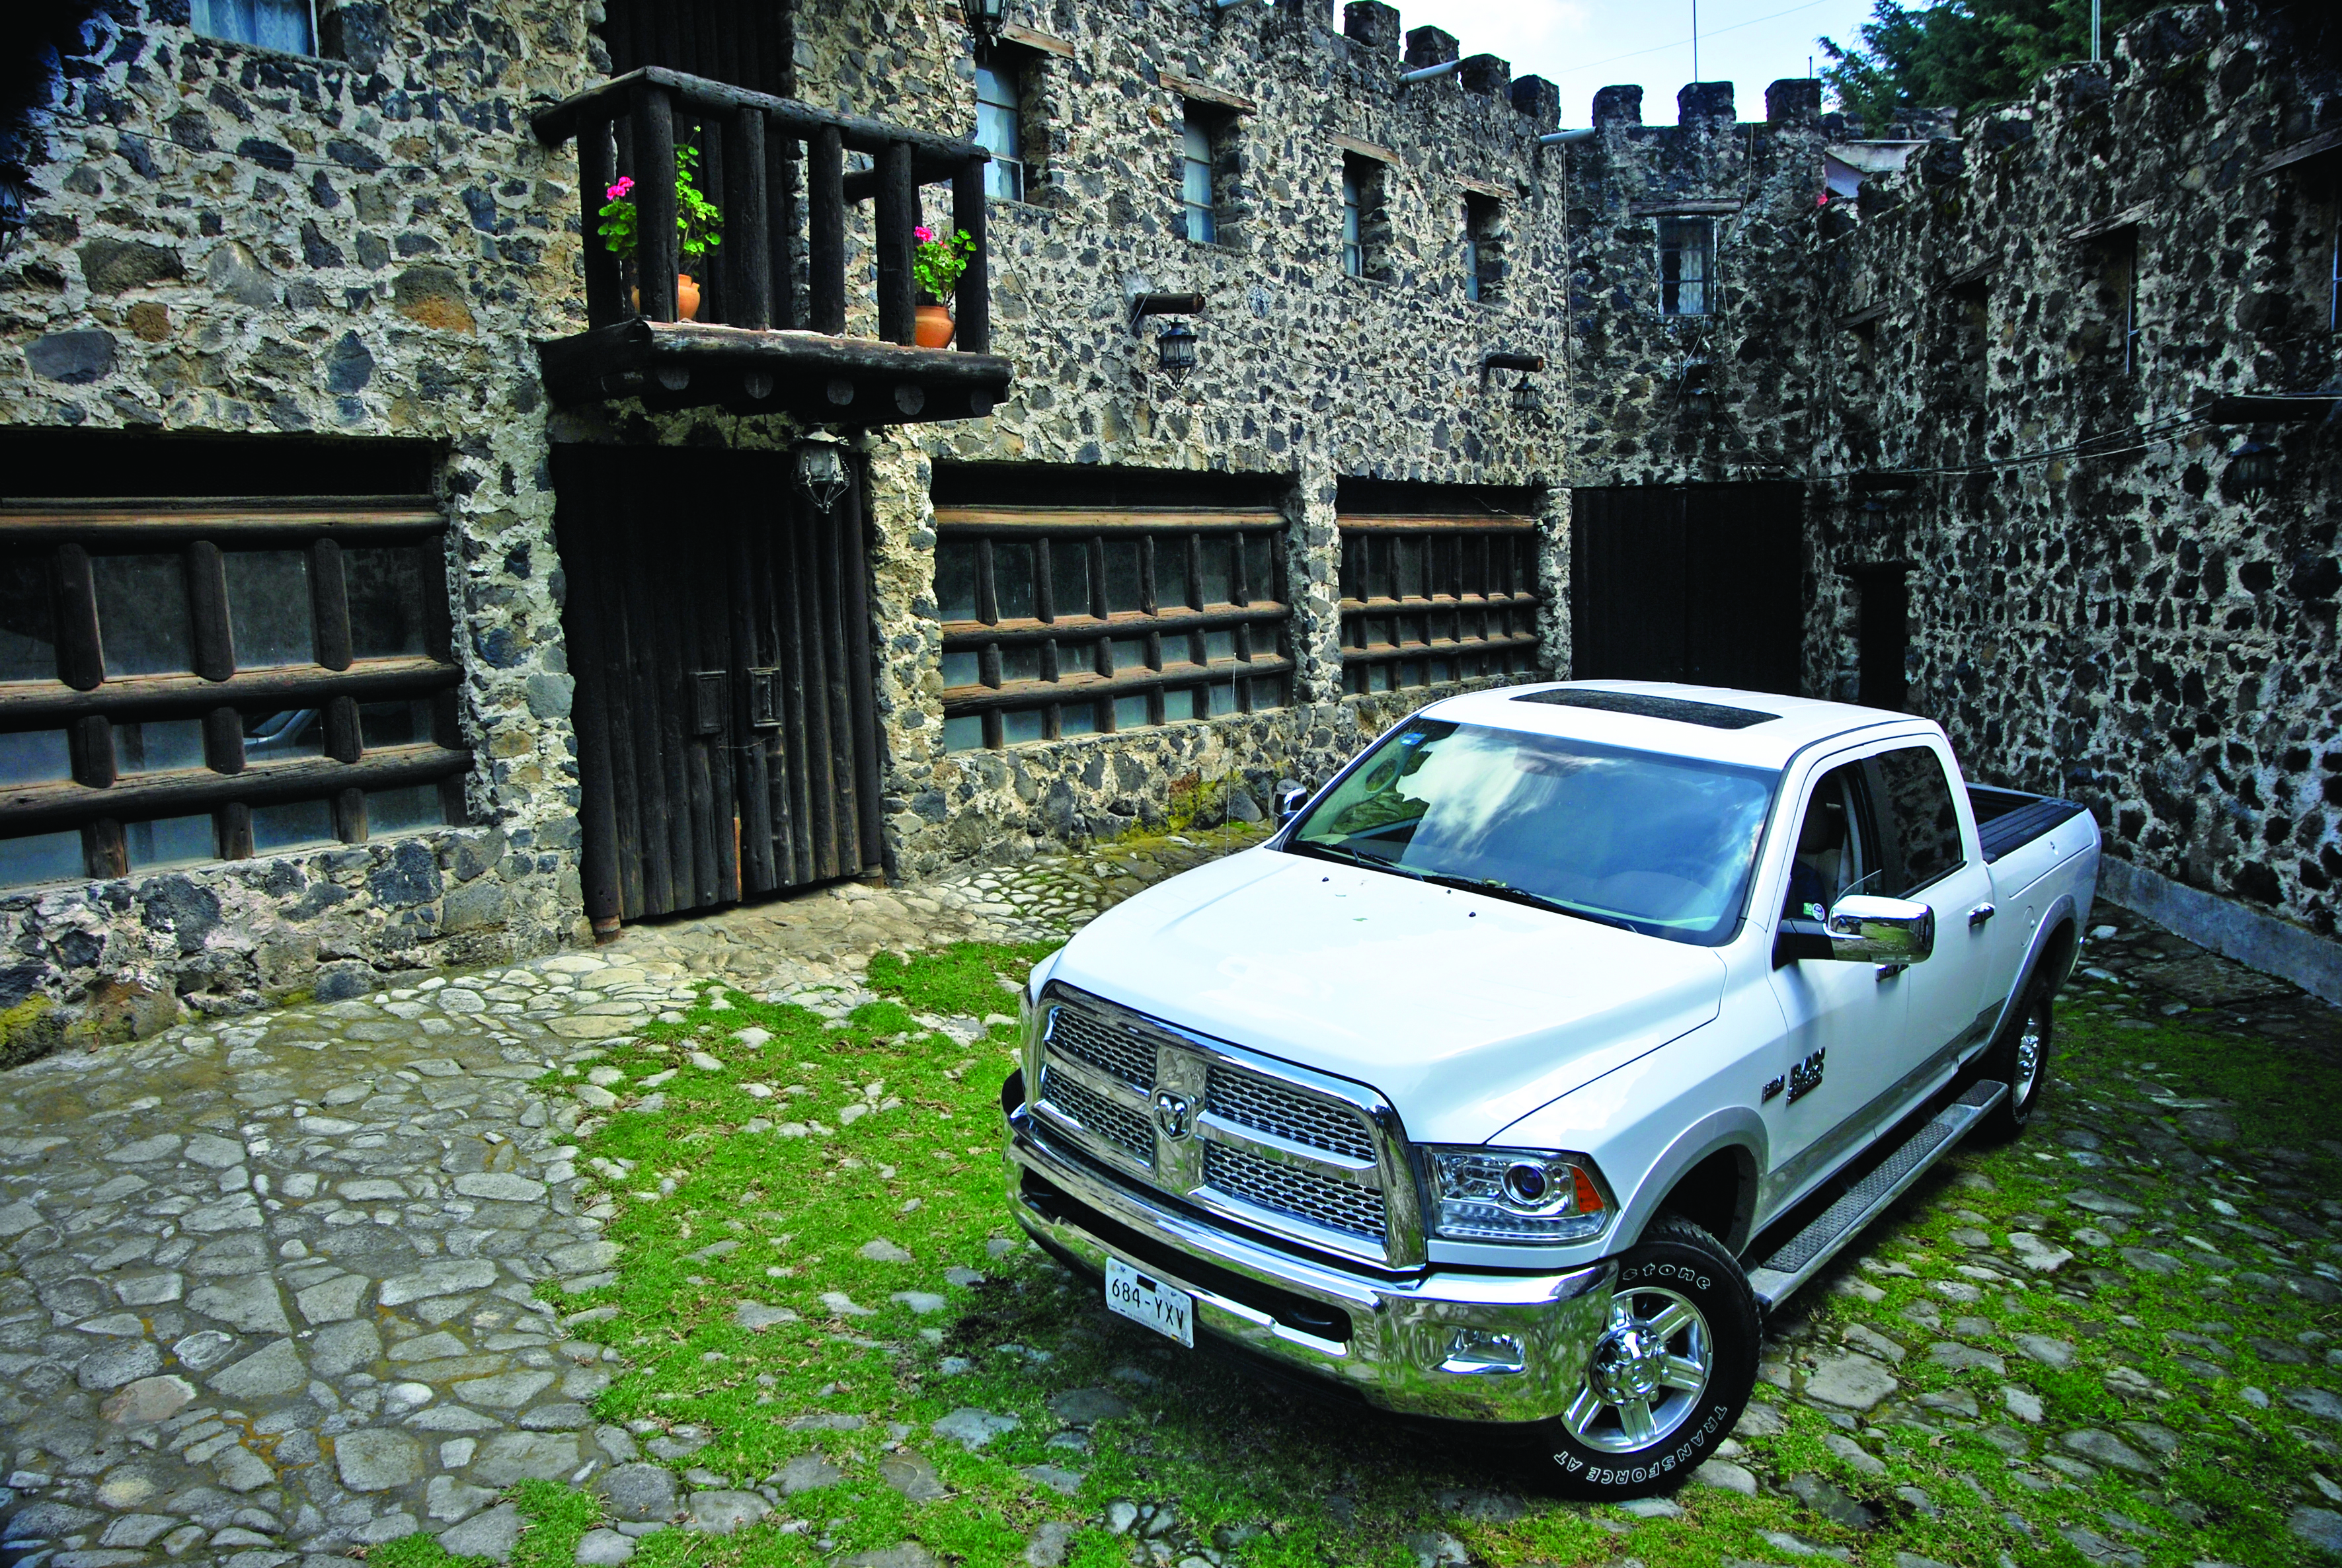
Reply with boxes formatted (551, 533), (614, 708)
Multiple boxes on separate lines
(553, 445), (883, 927)
(1569, 483), (1805, 695)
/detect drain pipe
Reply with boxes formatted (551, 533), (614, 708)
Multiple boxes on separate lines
(1400, 59), (1462, 85)
(1540, 129), (1598, 146)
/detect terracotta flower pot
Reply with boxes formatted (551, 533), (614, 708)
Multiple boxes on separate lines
(914, 303), (956, 349)
(676, 274), (702, 321)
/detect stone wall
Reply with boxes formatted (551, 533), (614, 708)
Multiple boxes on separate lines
(0, 0), (1582, 1035)
(1563, 3), (2342, 945)
(0, 0), (597, 1035)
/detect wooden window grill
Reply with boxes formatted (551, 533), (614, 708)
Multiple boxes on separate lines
(0, 499), (469, 890)
(932, 508), (1292, 750)
(1337, 512), (1543, 695)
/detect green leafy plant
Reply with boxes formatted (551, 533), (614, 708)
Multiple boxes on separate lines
(595, 143), (724, 268)
(912, 224), (976, 303)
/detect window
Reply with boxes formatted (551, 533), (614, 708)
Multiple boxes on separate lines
(190, 0), (317, 53)
(0, 499), (468, 891)
(1181, 110), (1218, 244)
(1659, 217), (1714, 316)
(932, 508), (1290, 750)
(1860, 746), (1964, 896)
(1783, 765), (1869, 922)
(1336, 508), (1543, 695)
(975, 59), (1027, 203)
(1462, 194), (1505, 303)
(1343, 167), (1364, 277)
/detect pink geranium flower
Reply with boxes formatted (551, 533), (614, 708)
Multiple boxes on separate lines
(606, 176), (635, 201)
(914, 225), (935, 243)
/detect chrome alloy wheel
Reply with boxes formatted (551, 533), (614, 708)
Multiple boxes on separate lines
(2013, 1015), (2045, 1104)
(1561, 1285), (1713, 1452)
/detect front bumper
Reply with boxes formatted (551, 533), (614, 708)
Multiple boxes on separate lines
(1004, 1076), (1616, 1424)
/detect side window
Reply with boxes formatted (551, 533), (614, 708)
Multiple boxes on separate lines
(1180, 106), (1220, 243)
(1659, 217), (1714, 316)
(192, 0), (317, 53)
(1781, 763), (1869, 921)
(974, 56), (1029, 202)
(1861, 746), (1963, 896)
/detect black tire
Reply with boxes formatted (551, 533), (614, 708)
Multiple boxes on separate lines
(1508, 1216), (1760, 1499)
(1976, 974), (2053, 1142)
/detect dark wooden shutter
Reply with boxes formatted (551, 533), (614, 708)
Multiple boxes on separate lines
(1570, 483), (1805, 695)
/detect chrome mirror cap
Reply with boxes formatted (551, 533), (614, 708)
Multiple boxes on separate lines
(1274, 779), (1310, 826)
(1826, 894), (1935, 963)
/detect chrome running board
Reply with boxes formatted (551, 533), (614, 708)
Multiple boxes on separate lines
(1746, 1078), (2008, 1312)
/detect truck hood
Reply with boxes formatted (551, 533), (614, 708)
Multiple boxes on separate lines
(1045, 846), (1727, 1145)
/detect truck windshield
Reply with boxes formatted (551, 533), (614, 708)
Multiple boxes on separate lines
(1284, 720), (1777, 943)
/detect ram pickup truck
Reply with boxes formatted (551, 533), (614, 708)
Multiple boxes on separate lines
(1001, 681), (2099, 1495)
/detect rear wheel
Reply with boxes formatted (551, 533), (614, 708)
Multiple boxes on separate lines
(1512, 1216), (1758, 1498)
(1977, 975), (2053, 1141)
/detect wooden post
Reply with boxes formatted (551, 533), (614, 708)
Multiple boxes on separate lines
(808, 124), (845, 334)
(578, 112), (622, 328)
(698, 116), (725, 324)
(309, 538), (351, 671)
(634, 81), (680, 322)
(186, 541), (233, 683)
(726, 104), (771, 330)
(52, 545), (102, 691)
(954, 154), (990, 355)
(875, 139), (915, 345)
(767, 120), (799, 329)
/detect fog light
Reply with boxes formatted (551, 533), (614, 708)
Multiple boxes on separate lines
(1440, 1329), (1526, 1376)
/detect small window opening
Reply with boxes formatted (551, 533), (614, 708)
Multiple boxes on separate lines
(1181, 107), (1218, 244)
(1343, 167), (1364, 278)
(1659, 217), (1714, 317)
(191, 0), (317, 53)
(975, 56), (1028, 203)
(1463, 192), (1505, 303)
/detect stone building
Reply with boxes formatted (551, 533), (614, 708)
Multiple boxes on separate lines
(0, 0), (1575, 1042)
(1560, 1), (2341, 992)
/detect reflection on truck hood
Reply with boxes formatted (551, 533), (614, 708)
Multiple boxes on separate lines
(1047, 846), (1729, 1146)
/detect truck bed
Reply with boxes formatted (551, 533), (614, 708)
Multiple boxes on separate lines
(1968, 783), (2092, 864)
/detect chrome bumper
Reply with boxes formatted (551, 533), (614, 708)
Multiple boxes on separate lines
(1005, 1088), (1616, 1423)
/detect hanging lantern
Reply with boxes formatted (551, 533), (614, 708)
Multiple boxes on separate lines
(962, 0), (1007, 47)
(1680, 358), (1715, 418)
(1508, 373), (1542, 415)
(795, 440), (851, 512)
(2227, 439), (2277, 506)
(1156, 319), (1197, 383)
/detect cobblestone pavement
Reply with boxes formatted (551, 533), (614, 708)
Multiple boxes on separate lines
(0, 819), (2337, 1567)
(0, 829), (1261, 1567)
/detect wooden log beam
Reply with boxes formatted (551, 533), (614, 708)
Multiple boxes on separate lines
(0, 656), (461, 730)
(0, 506), (442, 544)
(875, 140), (915, 346)
(725, 104), (772, 331)
(940, 656), (1297, 717)
(633, 81), (680, 322)
(808, 124), (845, 335)
(0, 744), (473, 835)
(932, 508), (1282, 533)
(940, 602), (1291, 649)
(954, 154), (990, 356)
(533, 66), (984, 166)
(578, 112), (623, 328)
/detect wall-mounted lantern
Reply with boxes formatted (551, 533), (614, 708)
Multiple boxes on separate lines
(1130, 292), (1205, 384)
(962, 0), (1007, 48)
(2226, 438), (2278, 506)
(1680, 358), (1715, 418)
(796, 439), (851, 513)
(1482, 352), (1545, 416)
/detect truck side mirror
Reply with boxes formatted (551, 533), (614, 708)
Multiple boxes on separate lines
(1824, 894), (1935, 964)
(1274, 779), (1310, 826)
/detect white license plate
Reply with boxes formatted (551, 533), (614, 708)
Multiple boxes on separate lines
(1105, 1256), (1193, 1347)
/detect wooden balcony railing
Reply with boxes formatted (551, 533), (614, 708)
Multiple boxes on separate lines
(530, 67), (1013, 421)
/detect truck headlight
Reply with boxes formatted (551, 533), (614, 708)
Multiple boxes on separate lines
(1421, 1147), (1611, 1243)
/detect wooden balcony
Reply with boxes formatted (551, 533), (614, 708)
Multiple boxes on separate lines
(531, 67), (1013, 421)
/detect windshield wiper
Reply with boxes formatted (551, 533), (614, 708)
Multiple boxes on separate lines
(1282, 838), (1427, 882)
(1413, 873), (1640, 931)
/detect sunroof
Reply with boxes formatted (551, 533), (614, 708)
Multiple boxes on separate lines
(1513, 689), (1780, 730)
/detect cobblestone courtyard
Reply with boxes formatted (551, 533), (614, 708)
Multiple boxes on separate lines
(1, 824), (2339, 1567)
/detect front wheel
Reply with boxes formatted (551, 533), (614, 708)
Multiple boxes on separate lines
(1976, 975), (2052, 1141)
(1511, 1216), (1759, 1499)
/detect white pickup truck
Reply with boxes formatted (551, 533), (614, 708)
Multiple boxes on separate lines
(1001, 682), (2099, 1495)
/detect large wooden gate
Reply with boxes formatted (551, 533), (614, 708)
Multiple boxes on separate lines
(553, 444), (883, 927)
(1569, 483), (1805, 695)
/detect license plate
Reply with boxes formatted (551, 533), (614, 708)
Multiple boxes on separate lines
(1105, 1256), (1193, 1347)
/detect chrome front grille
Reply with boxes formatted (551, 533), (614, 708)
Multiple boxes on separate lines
(1207, 1064), (1376, 1161)
(1031, 991), (1413, 1265)
(1037, 1067), (1154, 1169)
(1047, 1004), (1156, 1089)
(1204, 1142), (1389, 1239)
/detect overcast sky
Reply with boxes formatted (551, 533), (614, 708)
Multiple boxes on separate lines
(1390, 0), (1883, 125)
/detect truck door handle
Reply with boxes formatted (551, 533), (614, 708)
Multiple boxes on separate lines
(1968, 902), (1996, 927)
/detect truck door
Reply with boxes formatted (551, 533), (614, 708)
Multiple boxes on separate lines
(1858, 742), (2000, 1087)
(1762, 760), (1910, 1193)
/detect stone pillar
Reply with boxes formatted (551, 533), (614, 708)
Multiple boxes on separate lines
(1460, 54), (1510, 98)
(1341, 1), (1399, 53)
(1678, 81), (1736, 124)
(1288, 451), (1345, 708)
(1536, 483), (1572, 680)
(1403, 26), (1458, 69)
(1592, 85), (1643, 127)
(1765, 78), (1822, 125)
(1512, 75), (1561, 131)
